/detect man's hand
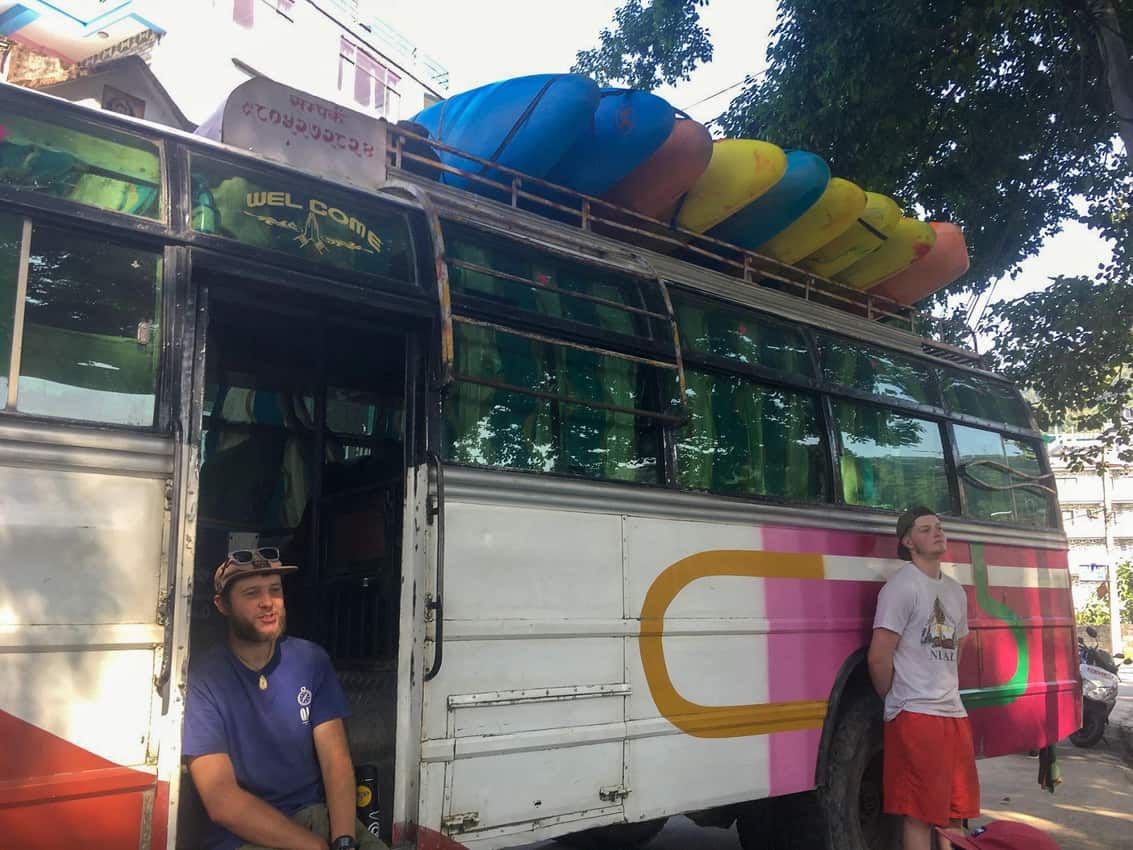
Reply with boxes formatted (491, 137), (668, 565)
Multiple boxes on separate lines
(189, 753), (329, 850)
(868, 628), (900, 698)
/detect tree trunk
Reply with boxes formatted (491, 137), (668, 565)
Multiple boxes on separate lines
(1091, 0), (1133, 165)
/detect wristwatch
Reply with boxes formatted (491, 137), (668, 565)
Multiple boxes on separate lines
(330, 836), (358, 850)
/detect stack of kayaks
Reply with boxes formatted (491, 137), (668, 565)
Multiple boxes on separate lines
(411, 74), (970, 305)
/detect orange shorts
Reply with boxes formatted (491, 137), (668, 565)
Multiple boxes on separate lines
(883, 711), (980, 827)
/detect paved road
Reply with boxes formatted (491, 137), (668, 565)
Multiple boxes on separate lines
(525, 670), (1133, 850)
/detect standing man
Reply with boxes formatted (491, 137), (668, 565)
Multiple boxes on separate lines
(183, 548), (387, 850)
(868, 507), (980, 850)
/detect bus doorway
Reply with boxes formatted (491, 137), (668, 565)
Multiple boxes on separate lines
(179, 278), (415, 847)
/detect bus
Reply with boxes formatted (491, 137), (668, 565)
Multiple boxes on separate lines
(0, 77), (1079, 850)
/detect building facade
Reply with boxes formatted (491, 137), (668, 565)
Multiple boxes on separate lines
(1050, 433), (1133, 640)
(0, 0), (448, 129)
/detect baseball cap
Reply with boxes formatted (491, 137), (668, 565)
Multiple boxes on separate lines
(939, 821), (1060, 850)
(214, 547), (298, 594)
(896, 506), (937, 561)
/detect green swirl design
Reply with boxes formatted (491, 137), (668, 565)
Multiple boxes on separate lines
(961, 542), (1030, 709)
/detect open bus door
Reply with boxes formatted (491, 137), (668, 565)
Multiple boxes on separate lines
(170, 265), (428, 849)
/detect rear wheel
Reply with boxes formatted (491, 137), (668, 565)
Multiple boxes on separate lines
(817, 688), (901, 850)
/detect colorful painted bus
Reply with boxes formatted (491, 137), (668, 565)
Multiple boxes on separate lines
(0, 78), (1078, 850)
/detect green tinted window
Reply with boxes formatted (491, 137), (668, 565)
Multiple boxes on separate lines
(677, 368), (824, 500)
(941, 369), (1032, 428)
(819, 335), (935, 405)
(444, 222), (664, 339)
(16, 225), (161, 425)
(443, 322), (666, 482)
(0, 110), (161, 218)
(0, 212), (21, 403)
(832, 398), (950, 512)
(190, 154), (414, 282)
(954, 425), (1053, 526)
(674, 293), (812, 375)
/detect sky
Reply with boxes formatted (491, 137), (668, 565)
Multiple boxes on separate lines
(380, 0), (1112, 337)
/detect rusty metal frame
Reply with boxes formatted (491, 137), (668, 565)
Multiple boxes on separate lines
(379, 181), (454, 387)
(383, 124), (919, 331)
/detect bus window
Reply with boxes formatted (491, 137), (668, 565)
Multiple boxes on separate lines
(0, 212), (21, 403)
(817, 334), (935, 405)
(13, 224), (161, 426)
(444, 222), (666, 342)
(831, 398), (950, 513)
(940, 368), (1032, 428)
(443, 321), (669, 482)
(677, 368), (825, 500)
(954, 424), (1054, 526)
(673, 292), (812, 376)
(0, 110), (162, 219)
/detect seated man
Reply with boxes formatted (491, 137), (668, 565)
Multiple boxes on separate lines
(183, 548), (386, 850)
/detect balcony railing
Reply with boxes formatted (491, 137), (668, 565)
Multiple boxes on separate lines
(318, 0), (450, 90)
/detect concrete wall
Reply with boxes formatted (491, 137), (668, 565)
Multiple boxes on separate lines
(1076, 624), (1133, 656)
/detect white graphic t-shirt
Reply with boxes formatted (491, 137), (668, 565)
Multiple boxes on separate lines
(873, 562), (969, 721)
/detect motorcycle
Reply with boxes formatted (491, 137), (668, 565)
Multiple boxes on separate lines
(1070, 626), (1123, 748)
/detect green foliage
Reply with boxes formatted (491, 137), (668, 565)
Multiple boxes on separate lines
(1076, 561), (1133, 624)
(717, 1), (1122, 292)
(571, 0), (713, 89)
(1078, 593), (1110, 625)
(575, 0), (1133, 465)
(982, 275), (1133, 467)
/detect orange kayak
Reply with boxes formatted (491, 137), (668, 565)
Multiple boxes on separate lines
(602, 116), (713, 221)
(867, 222), (969, 305)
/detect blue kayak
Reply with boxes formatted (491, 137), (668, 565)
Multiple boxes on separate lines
(707, 150), (830, 250)
(412, 74), (600, 194)
(544, 88), (676, 196)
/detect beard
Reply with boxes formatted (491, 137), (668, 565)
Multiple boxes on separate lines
(229, 607), (287, 644)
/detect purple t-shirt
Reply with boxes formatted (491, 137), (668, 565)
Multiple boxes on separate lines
(183, 636), (350, 850)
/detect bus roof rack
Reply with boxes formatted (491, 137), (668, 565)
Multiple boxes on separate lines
(383, 124), (984, 368)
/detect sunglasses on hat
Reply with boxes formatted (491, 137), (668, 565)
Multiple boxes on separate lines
(214, 547), (298, 594)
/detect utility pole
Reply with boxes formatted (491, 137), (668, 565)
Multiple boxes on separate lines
(1103, 464), (1122, 653)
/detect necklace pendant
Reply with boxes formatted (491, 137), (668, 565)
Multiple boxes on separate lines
(258, 674), (268, 690)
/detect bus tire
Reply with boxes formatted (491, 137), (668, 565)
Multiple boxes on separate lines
(818, 689), (900, 850)
(555, 818), (667, 849)
(736, 792), (823, 850)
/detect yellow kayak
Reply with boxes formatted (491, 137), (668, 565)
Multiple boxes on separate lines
(799, 192), (901, 278)
(834, 217), (938, 290)
(757, 177), (866, 264)
(674, 139), (787, 233)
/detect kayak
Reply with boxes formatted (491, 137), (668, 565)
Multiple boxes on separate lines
(756, 177), (866, 264)
(545, 88), (676, 197)
(835, 217), (937, 290)
(601, 115), (713, 220)
(867, 222), (969, 304)
(707, 149), (830, 250)
(800, 192), (901, 278)
(673, 139), (787, 233)
(411, 74), (600, 194)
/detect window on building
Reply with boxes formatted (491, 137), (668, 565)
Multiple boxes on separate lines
(831, 398), (950, 513)
(339, 38), (401, 119)
(234, 0), (294, 27)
